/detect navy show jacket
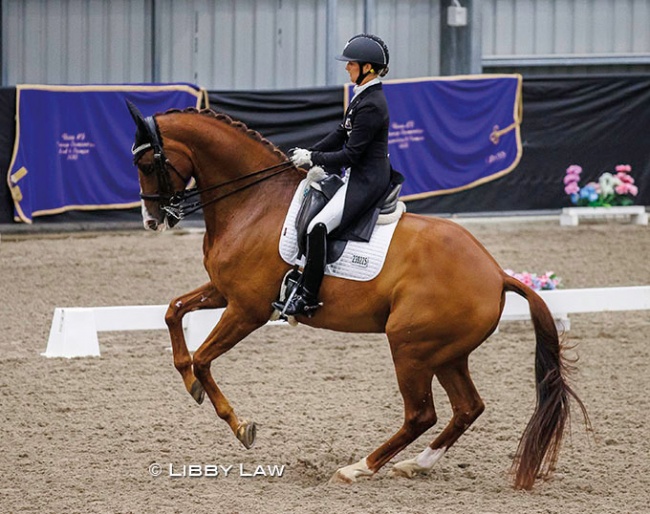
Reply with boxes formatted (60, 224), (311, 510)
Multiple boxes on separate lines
(310, 82), (392, 241)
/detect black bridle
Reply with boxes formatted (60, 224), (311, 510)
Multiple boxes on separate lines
(131, 113), (293, 223)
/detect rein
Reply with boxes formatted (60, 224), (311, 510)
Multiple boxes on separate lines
(131, 110), (293, 222)
(156, 159), (294, 221)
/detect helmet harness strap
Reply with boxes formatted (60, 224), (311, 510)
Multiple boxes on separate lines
(355, 63), (372, 85)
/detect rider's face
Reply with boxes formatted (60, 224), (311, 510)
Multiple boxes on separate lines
(346, 61), (373, 84)
(345, 61), (359, 83)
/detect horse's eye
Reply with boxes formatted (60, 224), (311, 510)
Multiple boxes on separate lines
(139, 163), (155, 176)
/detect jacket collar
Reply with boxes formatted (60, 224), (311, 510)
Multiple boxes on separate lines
(353, 78), (382, 97)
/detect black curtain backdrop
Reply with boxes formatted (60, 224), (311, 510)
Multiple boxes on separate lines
(0, 88), (16, 223)
(208, 86), (343, 152)
(210, 76), (650, 215)
(1, 76), (649, 224)
(406, 75), (650, 214)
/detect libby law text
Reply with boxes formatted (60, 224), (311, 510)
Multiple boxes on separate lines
(149, 462), (286, 478)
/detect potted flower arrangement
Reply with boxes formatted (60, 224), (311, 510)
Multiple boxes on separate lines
(504, 269), (561, 291)
(564, 164), (638, 206)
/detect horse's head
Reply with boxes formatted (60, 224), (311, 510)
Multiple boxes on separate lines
(127, 101), (193, 231)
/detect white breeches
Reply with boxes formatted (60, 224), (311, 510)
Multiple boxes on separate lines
(307, 180), (349, 234)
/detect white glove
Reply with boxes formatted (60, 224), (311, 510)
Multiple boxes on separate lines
(290, 148), (312, 167)
(306, 165), (327, 186)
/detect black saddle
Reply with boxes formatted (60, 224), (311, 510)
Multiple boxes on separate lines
(294, 171), (404, 264)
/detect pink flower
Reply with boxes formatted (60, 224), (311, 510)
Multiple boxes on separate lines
(519, 273), (533, 287)
(505, 269), (562, 291)
(615, 164), (631, 173)
(616, 172), (634, 184)
(615, 183), (639, 196)
(564, 173), (580, 185)
(566, 165), (583, 175)
(565, 182), (580, 195)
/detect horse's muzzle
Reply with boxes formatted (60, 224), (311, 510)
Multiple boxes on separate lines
(145, 218), (160, 231)
(141, 201), (170, 232)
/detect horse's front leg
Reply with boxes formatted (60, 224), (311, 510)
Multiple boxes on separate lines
(192, 305), (265, 449)
(165, 282), (226, 404)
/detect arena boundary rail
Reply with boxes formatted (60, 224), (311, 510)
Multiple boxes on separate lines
(43, 286), (650, 358)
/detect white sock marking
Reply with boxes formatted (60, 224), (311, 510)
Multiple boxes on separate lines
(415, 447), (447, 469)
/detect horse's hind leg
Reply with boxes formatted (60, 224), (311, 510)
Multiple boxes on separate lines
(392, 357), (485, 478)
(330, 352), (437, 483)
(165, 282), (226, 404)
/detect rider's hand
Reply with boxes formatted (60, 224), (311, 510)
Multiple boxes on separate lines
(290, 148), (312, 167)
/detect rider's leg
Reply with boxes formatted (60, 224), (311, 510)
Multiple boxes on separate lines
(290, 221), (327, 310)
(307, 178), (348, 234)
(274, 181), (348, 316)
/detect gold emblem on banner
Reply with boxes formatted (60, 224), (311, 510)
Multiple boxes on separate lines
(11, 166), (28, 183)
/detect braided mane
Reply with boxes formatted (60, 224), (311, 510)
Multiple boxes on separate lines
(162, 107), (287, 161)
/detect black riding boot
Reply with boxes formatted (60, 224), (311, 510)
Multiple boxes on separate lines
(275, 223), (327, 317)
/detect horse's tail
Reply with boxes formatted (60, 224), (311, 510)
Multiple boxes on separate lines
(503, 275), (590, 490)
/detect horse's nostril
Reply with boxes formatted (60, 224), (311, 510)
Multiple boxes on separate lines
(146, 219), (158, 230)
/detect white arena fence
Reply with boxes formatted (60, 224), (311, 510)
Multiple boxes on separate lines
(43, 286), (650, 358)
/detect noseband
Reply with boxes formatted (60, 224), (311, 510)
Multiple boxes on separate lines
(132, 116), (293, 222)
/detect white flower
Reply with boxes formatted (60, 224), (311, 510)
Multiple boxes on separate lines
(598, 172), (621, 196)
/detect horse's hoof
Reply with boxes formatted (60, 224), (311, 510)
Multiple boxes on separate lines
(237, 420), (257, 449)
(329, 470), (354, 485)
(390, 457), (430, 478)
(389, 466), (415, 479)
(329, 458), (373, 484)
(190, 381), (205, 405)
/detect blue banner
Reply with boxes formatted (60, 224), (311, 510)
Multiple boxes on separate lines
(345, 75), (522, 199)
(7, 84), (204, 223)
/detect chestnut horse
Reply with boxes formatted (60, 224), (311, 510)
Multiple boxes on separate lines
(128, 105), (588, 489)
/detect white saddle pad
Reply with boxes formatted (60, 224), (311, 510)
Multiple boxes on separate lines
(278, 179), (401, 282)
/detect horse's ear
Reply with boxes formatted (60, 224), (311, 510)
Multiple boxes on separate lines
(126, 100), (148, 133)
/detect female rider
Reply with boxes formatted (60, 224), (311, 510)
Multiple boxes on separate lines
(274, 33), (393, 317)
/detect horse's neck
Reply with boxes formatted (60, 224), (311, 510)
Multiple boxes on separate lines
(190, 122), (300, 239)
(203, 168), (298, 231)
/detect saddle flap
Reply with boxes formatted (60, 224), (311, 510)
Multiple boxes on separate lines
(279, 178), (401, 282)
(312, 173), (344, 199)
(295, 175), (346, 263)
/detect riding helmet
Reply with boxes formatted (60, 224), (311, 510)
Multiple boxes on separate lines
(335, 34), (390, 76)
